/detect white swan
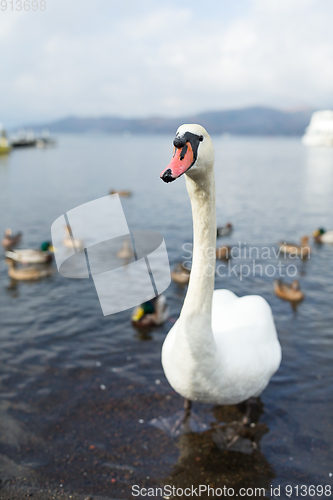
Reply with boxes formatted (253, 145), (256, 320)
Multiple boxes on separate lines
(160, 124), (281, 407)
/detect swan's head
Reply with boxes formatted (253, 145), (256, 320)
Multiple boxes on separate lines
(160, 124), (214, 183)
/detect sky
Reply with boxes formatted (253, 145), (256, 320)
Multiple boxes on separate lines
(0, 0), (333, 127)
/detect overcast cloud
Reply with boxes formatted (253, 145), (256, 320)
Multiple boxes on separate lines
(0, 0), (332, 127)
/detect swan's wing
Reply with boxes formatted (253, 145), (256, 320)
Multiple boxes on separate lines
(212, 289), (275, 333)
(211, 289), (281, 393)
(164, 289), (279, 358)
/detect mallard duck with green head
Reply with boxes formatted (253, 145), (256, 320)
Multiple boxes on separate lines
(313, 228), (333, 243)
(5, 241), (54, 264)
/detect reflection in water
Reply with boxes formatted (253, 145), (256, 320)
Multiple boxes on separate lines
(0, 158), (9, 216)
(298, 258), (309, 276)
(290, 301), (300, 314)
(134, 329), (153, 341)
(4, 276), (48, 297)
(5, 277), (20, 298)
(162, 402), (275, 499)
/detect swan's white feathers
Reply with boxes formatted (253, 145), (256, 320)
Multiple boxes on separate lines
(162, 289), (281, 405)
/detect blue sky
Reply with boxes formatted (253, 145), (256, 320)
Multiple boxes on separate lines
(0, 0), (332, 127)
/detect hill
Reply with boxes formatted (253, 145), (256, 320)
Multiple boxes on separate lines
(33, 106), (313, 136)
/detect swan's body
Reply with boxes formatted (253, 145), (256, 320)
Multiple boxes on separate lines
(160, 124), (281, 406)
(162, 289), (280, 404)
(313, 228), (333, 243)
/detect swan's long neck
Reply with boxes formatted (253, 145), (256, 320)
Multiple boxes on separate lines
(176, 165), (217, 351)
(182, 169), (216, 317)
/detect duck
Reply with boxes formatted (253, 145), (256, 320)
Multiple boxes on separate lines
(274, 279), (304, 303)
(171, 262), (191, 285)
(5, 258), (54, 281)
(131, 295), (169, 329)
(1, 228), (22, 249)
(313, 228), (333, 243)
(63, 225), (84, 251)
(110, 189), (132, 197)
(279, 236), (310, 258)
(117, 239), (134, 260)
(217, 223), (233, 237)
(216, 245), (231, 261)
(160, 124), (281, 422)
(5, 241), (53, 264)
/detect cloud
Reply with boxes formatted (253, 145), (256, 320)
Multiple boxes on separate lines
(0, 0), (332, 126)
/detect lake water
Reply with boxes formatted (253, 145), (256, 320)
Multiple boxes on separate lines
(0, 134), (333, 499)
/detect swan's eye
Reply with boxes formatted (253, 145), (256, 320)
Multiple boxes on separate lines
(199, 135), (204, 142)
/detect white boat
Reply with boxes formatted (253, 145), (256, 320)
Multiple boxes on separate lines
(302, 110), (333, 147)
(10, 128), (37, 148)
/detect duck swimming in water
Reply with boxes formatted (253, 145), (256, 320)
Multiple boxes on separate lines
(5, 241), (53, 264)
(63, 225), (84, 251)
(117, 239), (134, 260)
(274, 279), (304, 303)
(216, 245), (231, 261)
(5, 258), (54, 281)
(279, 236), (310, 258)
(171, 263), (191, 285)
(1, 228), (22, 249)
(313, 228), (333, 243)
(217, 223), (233, 237)
(131, 295), (169, 329)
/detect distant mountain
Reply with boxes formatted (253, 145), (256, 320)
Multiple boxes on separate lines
(32, 106), (314, 136)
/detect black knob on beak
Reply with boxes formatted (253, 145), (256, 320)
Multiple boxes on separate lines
(161, 168), (175, 183)
(173, 136), (186, 148)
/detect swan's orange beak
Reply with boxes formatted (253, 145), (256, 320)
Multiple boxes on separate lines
(160, 143), (194, 183)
